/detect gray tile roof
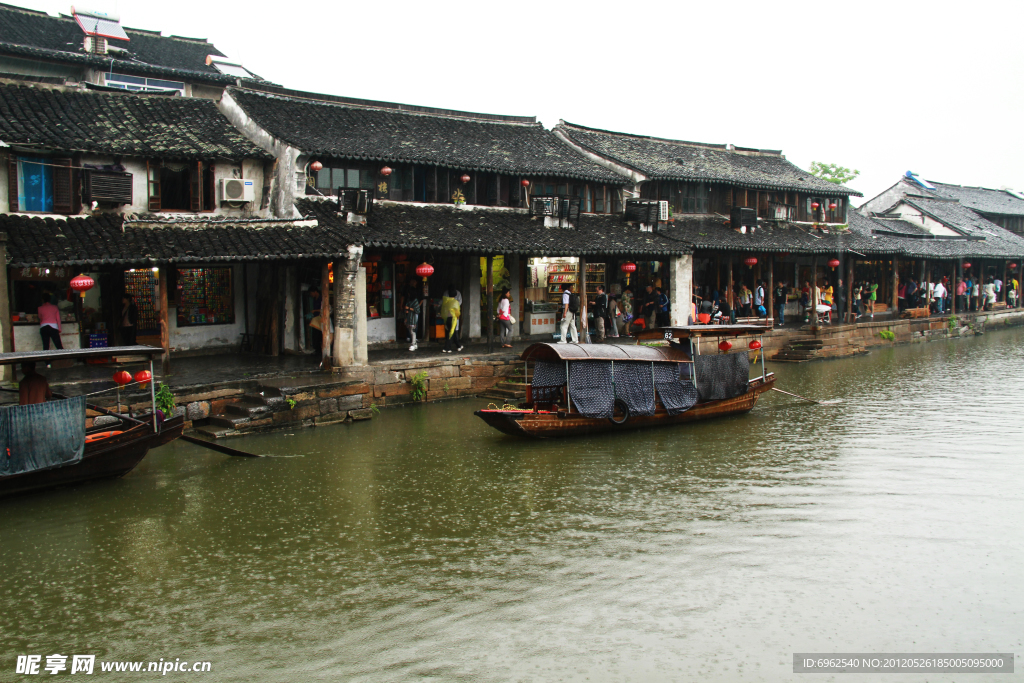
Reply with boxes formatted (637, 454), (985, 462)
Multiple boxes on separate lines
(0, 83), (271, 160)
(298, 200), (689, 256)
(1, 213), (348, 267)
(929, 181), (1024, 217)
(555, 121), (862, 196)
(892, 197), (1024, 259)
(0, 3), (243, 84)
(228, 87), (626, 184)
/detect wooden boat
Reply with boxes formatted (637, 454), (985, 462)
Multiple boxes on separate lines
(0, 346), (183, 498)
(476, 324), (775, 438)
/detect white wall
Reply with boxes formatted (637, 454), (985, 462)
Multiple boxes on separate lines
(0, 152), (266, 218)
(890, 202), (961, 236)
(367, 316), (396, 343)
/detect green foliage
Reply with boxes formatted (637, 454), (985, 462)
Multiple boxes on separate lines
(808, 161), (860, 186)
(410, 371), (429, 401)
(155, 383), (176, 415)
(879, 330), (896, 341)
(370, 403), (380, 415)
(286, 397), (297, 410)
(947, 316), (959, 330)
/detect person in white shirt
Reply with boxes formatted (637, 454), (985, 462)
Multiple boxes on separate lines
(558, 284), (579, 344)
(932, 280), (947, 313)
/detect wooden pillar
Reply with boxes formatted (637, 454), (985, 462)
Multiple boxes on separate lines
(579, 256), (589, 343)
(926, 264), (932, 312)
(727, 257), (734, 309)
(716, 254), (721, 294)
(953, 259), (960, 315)
(320, 261), (332, 369)
(1003, 262), (1008, 303)
(486, 255), (494, 353)
(891, 256), (898, 314)
(271, 267), (281, 357)
(810, 255), (819, 326)
(847, 257), (854, 323)
(158, 267), (170, 376)
(767, 257), (774, 324)
(977, 264), (984, 311)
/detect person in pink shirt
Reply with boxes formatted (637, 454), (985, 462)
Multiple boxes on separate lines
(37, 294), (62, 350)
(956, 277), (968, 312)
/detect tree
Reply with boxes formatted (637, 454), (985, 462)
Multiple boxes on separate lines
(808, 162), (860, 186)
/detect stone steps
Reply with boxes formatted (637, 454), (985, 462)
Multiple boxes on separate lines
(479, 379), (529, 400)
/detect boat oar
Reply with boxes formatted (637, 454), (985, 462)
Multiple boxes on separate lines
(181, 434), (261, 458)
(771, 387), (821, 405)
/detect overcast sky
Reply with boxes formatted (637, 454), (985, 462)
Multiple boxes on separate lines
(25, 0), (1024, 204)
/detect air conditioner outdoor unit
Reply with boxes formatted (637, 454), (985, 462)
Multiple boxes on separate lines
(220, 178), (255, 203)
(658, 200), (669, 221)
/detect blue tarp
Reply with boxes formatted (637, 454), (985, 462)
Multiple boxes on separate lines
(0, 397), (86, 477)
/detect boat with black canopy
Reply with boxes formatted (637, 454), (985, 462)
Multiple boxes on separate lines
(0, 346), (184, 498)
(475, 324), (775, 438)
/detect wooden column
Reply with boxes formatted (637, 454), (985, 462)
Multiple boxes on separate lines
(271, 267), (281, 356)
(579, 256), (589, 343)
(847, 257), (854, 323)
(953, 259), (960, 315)
(320, 261), (332, 369)
(926, 264), (932, 312)
(158, 267), (170, 376)
(891, 256), (898, 314)
(1003, 262), (1008, 303)
(977, 264), (984, 311)
(727, 257), (734, 309)
(486, 255), (494, 353)
(767, 256), (774, 325)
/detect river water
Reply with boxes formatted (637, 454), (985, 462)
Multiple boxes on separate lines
(2, 329), (1022, 682)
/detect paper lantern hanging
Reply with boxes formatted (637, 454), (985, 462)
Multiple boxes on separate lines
(310, 160), (323, 172)
(380, 166), (392, 177)
(829, 202), (838, 210)
(620, 261), (637, 285)
(744, 257), (758, 268)
(70, 273), (95, 299)
(134, 370), (152, 388)
(1010, 263), (1018, 270)
(963, 262), (972, 269)
(811, 201), (820, 211)
(415, 262), (434, 281)
(749, 340), (762, 350)
(460, 174), (471, 184)
(113, 370), (132, 385)
(718, 340), (733, 352)
(520, 179), (530, 187)
(827, 258), (841, 270)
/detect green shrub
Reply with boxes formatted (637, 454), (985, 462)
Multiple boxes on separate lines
(410, 371), (429, 401)
(879, 330), (896, 341)
(155, 383), (176, 415)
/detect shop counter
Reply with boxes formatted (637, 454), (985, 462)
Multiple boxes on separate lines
(13, 321), (82, 352)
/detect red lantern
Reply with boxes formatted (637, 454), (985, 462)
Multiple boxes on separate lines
(310, 160), (323, 172)
(828, 258), (840, 270)
(620, 261), (637, 285)
(749, 340), (762, 350)
(520, 179), (530, 187)
(744, 257), (758, 267)
(134, 370), (152, 388)
(811, 201), (820, 211)
(69, 273), (95, 299)
(1010, 263), (1018, 270)
(460, 174), (471, 184)
(718, 340), (733, 352)
(113, 370), (132, 385)
(963, 262), (972, 269)
(380, 166), (393, 177)
(829, 202), (837, 210)
(415, 262), (434, 281)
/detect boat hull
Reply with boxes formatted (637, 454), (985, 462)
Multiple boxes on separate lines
(0, 416), (184, 498)
(476, 376), (774, 439)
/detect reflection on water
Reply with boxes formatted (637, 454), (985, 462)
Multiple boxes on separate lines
(2, 330), (1023, 681)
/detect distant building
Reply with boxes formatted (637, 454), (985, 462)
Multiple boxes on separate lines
(0, 3), (261, 98)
